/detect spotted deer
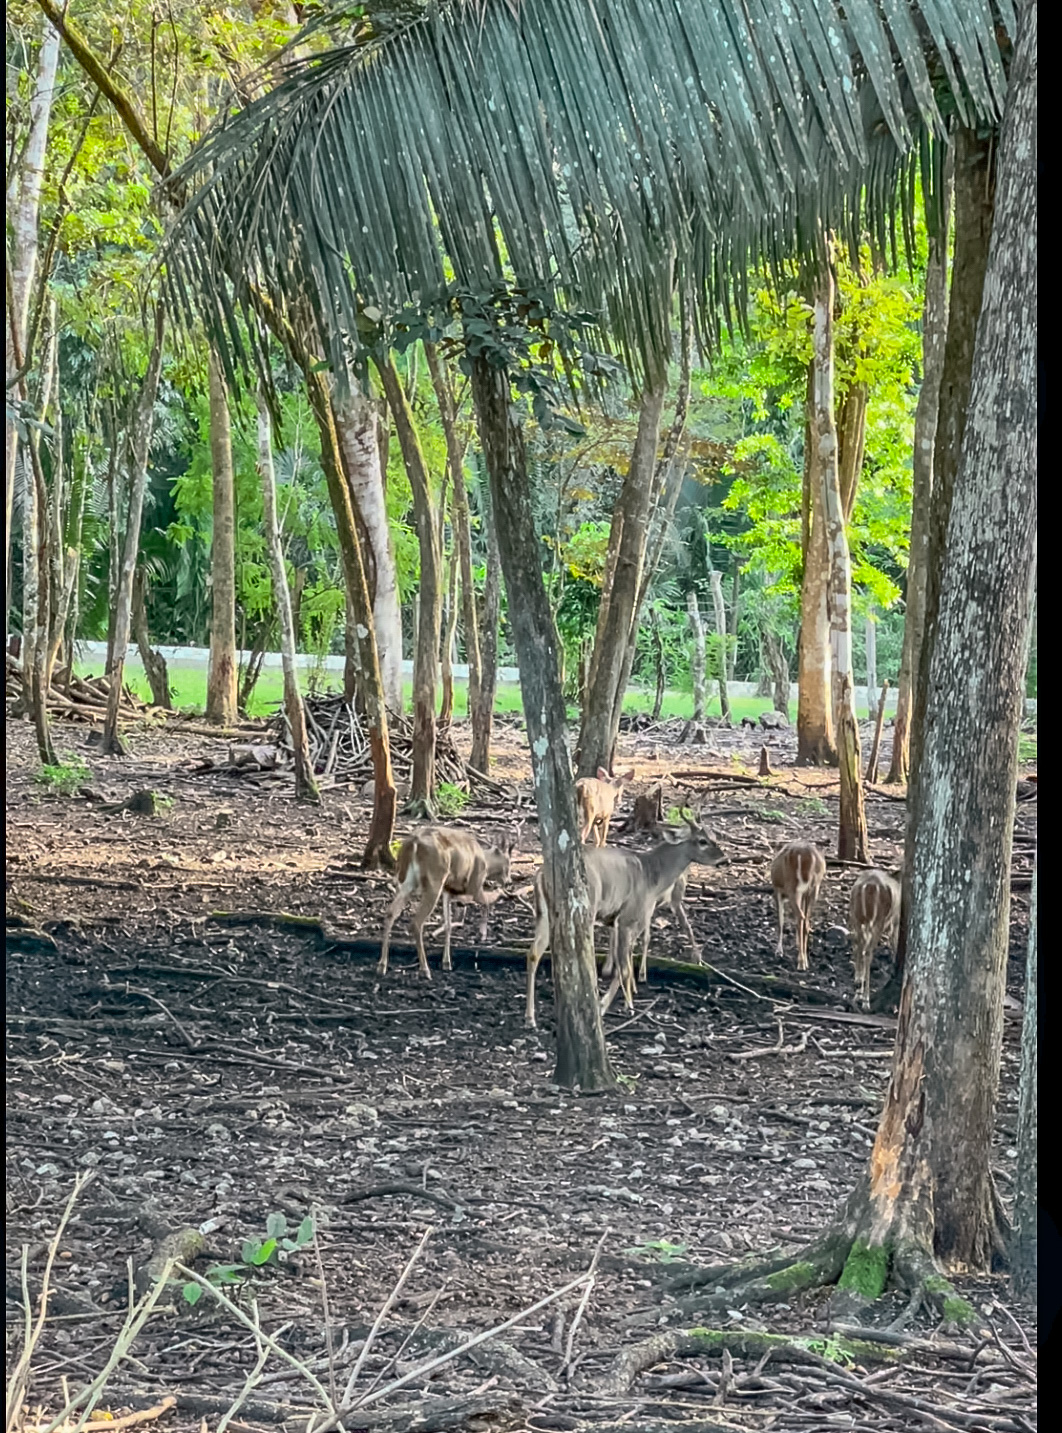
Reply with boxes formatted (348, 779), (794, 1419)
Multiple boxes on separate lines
(770, 840), (827, 972)
(574, 768), (635, 846)
(378, 828), (515, 979)
(848, 868), (901, 1008)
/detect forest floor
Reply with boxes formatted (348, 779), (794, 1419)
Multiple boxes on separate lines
(5, 704), (1038, 1433)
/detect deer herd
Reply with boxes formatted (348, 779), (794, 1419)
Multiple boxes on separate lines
(376, 767), (902, 1026)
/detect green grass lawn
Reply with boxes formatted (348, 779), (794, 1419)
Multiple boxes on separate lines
(79, 658), (880, 724)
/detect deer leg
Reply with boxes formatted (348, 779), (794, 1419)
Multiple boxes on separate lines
(598, 815), (611, 847)
(619, 926), (636, 1013)
(525, 885), (550, 1028)
(638, 912), (651, 984)
(377, 893), (408, 975)
(411, 881), (445, 979)
(441, 892), (453, 972)
(796, 901), (809, 971)
(774, 890), (786, 958)
(674, 889), (699, 963)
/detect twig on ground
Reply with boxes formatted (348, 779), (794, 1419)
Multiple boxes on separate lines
(562, 1229), (611, 1375)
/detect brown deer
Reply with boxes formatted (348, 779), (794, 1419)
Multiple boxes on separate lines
(575, 768), (635, 846)
(378, 828), (515, 979)
(525, 819), (725, 1027)
(848, 868), (901, 1008)
(770, 840), (827, 972)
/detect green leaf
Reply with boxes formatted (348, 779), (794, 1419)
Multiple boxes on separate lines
(265, 1212), (288, 1239)
(182, 1282), (203, 1305)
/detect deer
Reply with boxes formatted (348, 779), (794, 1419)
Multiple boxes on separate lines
(770, 839), (827, 972)
(525, 818), (725, 1028)
(377, 827), (516, 979)
(574, 768), (635, 846)
(848, 868), (901, 1009)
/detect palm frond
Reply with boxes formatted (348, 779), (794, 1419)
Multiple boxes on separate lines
(163, 0), (1012, 385)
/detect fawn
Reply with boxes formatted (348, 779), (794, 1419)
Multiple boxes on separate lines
(574, 768), (635, 846)
(848, 868), (901, 1008)
(770, 840), (827, 972)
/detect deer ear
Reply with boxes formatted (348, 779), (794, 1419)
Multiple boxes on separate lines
(596, 767), (611, 781)
(623, 769), (635, 782)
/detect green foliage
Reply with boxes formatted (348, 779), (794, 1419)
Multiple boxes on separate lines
(34, 756), (91, 795)
(181, 1211), (314, 1306)
(434, 782), (470, 817)
(627, 1238), (688, 1263)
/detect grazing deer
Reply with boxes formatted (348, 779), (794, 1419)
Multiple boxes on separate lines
(848, 868), (901, 1008)
(770, 840), (827, 972)
(575, 768), (635, 846)
(525, 819), (725, 1027)
(378, 827), (515, 979)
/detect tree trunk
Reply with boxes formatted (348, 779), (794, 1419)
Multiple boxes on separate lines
(334, 387), (404, 713)
(439, 540), (458, 723)
(811, 264), (867, 862)
(376, 352), (441, 813)
(205, 347), (238, 725)
(887, 162), (952, 785)
(305, 366), (396, 866)
(796, 363), (836, 765)
(257, 391), (319, 803)
(343, 585), (359, 705)
(763, 628), (790, 719)
(727, 560), (741, 681)
(837, 381), (868, 522)
(864, 615), (878, 716)
(237, 616), (271, 711)
(469, 352), (613, 1092)
(132, 568), (172, 708)
(866, 0), (1035, 1273)
(105, 413), (121, 674)
(6, 24), (59, 626)
(102, 306), (166, 756)
(865, 679), (890, 786)
(1012, 858), (1037, 1298)
(706, 567), (731, 723)
(578, 378), (667, 777)
(651, 606), (666, 721)
(471, 472), (502, 773)
(686, 590), (706, 722)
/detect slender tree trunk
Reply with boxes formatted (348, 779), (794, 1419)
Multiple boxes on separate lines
(472, 472), (502, 772)
(131, 569), (171, 708)
(439, 541), (458, 723)
(334, 388), (403, 713)
(864, 616), (878, 716)
(763, 628), (790, 719)
(6, 25), (59, 626)
(797, 363), (835, 764)
(104, 410), (121, 674)
(257, 391), (319, 802)
(706, 566), (731, 723)
(811, 264), (867, 862)
(205, 347), (238, 724)
(578, 378), (666, 777)
(1012, 858), (1037, 1298)
(727, 560), (741, 681)
(375, 353), (441, 813)
(687, 590), (707, 722)
(837, 381), (868, 522)
(887, 170), (952, 784)
(864, 0), (1035, 1274)
(865, 679), (890, 785)
(58, 431), (90, 690)
(469, 353), (613, 1092)
(305, 366), (396, 866)
(102, 306), (166, 756)
(343, 586), (359, 705)
(651, 606), (666, 721)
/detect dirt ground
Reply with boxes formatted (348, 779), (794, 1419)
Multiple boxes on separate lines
(5, 705), (1038, 1433)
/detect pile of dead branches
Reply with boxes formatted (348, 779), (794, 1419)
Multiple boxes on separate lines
(5, 654), (159, 724)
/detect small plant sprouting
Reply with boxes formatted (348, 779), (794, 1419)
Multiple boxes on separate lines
(34, 755), (91, 796)
(627, 1238), (689, 1263)
(181, 1212), (315, 1306)
(435, 781), (470, 817)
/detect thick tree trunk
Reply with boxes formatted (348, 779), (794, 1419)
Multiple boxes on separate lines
(132, 569), (171, 708)
(375, 353), (441, 812)
(6, 25), (59, 625)
(866, 2), (1035, 1274)
(305, 367), (396, 866)
(205, 348), (238, 725)
(811, 265), (867, 862)
(837, 381), (868, 523)
(1012, 859), (1037, 1298)
(471, 474), (502, 773)
(864, 616), (878, 717)
(796, 364), (835, 765)
(469, 353), (613, 1092)
(887, 171), (952, 785)
(102, 307), (166, 756)
(257, 392), (319, 803)
(706, 567), (731, 724)
(334, 388), (403, 713)
(578, 378), (666, 778)
(686, 591), (706, 722)
(763, 628), (790, 719)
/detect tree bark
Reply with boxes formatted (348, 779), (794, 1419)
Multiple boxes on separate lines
(727, 560), (741, 681)
(6, 24), (59, 625)
(439, 541), (458, 724)
(870, 0), (1035, 1271)
(469, 353), (613, 1092)
(811, 264), (867, 862)
(132, 569), (172, 708)
(375, 352), (441, 813)
(472, 471), (502, 772)
(650, 606), (666, 721)
(578, 378), (666, 777)
(763, 628), (790, 719)
(257, 391), (319, 802)
(205, 347), (238, 725)
(102, 306), (166, 756)
(686, 591), (706, 722)
(706, 566), (731, 723)
(334, 388), (403, 713)
(864, 615), (878, 716)
(837, 381), (868, 522)
(1011, 857), (1037, 1298)
(796, 362), (836, 765)
(887, 165), (952, 785)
